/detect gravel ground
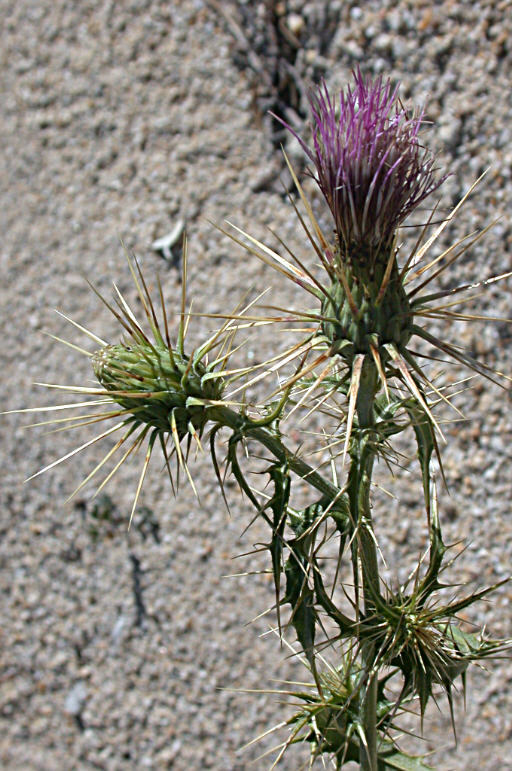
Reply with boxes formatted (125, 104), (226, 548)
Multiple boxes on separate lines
(2, 1), (512, 769)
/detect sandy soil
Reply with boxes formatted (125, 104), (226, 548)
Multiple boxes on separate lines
(2, 1), (512, 769)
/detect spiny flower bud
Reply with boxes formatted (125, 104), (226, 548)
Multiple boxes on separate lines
(280, 69), (445, 257)
(287, 663), (395, 765)
(14, 252), (233, 520)
(320, 254), (412, 363)
(262, 75), (506, 437)
(92, 341), (224, 440)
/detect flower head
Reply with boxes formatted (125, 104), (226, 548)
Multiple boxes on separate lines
(10, 251), (235, 526)
(282, 70), (445, 255)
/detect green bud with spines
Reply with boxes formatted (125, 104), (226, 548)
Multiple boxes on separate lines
(92, 340), (224, 440)
(321, 245), (412, 366)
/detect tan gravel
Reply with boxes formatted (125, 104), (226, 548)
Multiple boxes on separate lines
(2, 1), (512, 769)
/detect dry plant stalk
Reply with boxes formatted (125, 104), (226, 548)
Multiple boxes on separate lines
(9, 70), (512, 769)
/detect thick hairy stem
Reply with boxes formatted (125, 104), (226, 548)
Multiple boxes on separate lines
(359, 459), (379, 771)
(351, 358), (380, 771)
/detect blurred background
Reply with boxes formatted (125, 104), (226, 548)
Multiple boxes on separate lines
(1, 1), (512, 768)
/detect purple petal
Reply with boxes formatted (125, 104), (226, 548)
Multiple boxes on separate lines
(279, 69), (447, 256)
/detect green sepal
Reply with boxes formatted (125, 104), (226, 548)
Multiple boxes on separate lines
(439, 577), (510, 619)
(320, 261), (412, 366)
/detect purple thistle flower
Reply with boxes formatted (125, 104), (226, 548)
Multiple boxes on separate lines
(280, 70), (445, 256)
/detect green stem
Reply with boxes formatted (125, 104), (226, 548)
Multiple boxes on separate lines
(212, 384), (380, 770)
(350, 358), (380, 771)
(208, 404), (341, 502)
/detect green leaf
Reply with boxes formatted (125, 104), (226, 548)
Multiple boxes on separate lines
(440, 577), (510, 618)
(285, 544), (316, 669)
(377, 743), (435, 770)
(227, 435), (261, 511)
(313, 560), (355, 634)
(403, 400), (448, 606)
(284, 504), (323, 671)
(416, 492), (446, 605)
(268, 463), (290, 631)
(404, 401), (434, 515)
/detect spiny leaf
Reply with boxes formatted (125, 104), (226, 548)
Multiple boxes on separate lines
(403, 400), (435, 517)
(284, 549), (317, 674)
(313, 558), (355, 635)
(417, 483), (446, 605)
(377, 743), (435, 771)
(284, 505), (324, 678)
(268, 463), (291, 636)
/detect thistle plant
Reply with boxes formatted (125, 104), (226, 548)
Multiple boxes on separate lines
(9, 70), (512, 769)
